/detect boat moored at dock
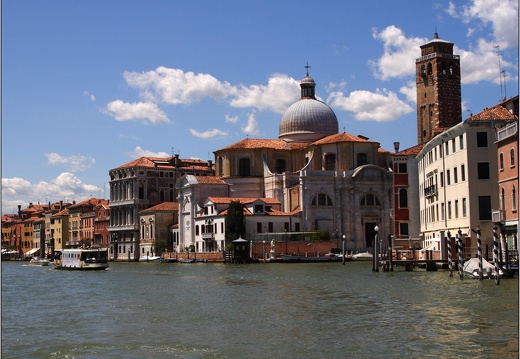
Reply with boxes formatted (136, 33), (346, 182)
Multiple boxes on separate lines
(55, 248), (109, 270)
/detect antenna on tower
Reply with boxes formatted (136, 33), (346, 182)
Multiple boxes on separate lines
(494, 45), (504, 101)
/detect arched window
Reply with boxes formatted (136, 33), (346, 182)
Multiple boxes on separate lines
(311, 193), (333, 206)
(513, 186), (517, 211)
(324, 154), (336, 171)
(427, 63), (432, 75)
(239, 158), (251, 176)
(441, 63), (447, 75)
(499, 152), (504, 170)
(399, 188), (408, 208)
(361, 194), (381, 206)
(501, 188), (506, 210)
(275, 159), (286, 174)
(511, 148), (515, 167)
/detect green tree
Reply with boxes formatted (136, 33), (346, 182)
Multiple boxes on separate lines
(225, 200), (245, 246)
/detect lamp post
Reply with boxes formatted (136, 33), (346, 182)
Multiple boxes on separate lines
(263, 240), (266, 263)
(374, 225), (379, 272)
(285, 229), (288, 255)
(342, 234), (346, 265)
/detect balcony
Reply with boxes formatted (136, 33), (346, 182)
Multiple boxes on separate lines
(424, 184), (437, 198)
(496, 122), (517, 142)
(201, 233), (215, 240)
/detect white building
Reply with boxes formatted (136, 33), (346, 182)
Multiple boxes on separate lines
(417, 114), (510, 253)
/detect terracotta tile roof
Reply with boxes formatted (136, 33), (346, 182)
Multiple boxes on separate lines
(113, 156), (212, 171)
(52, 208), (69, 217)
(466, 104), (518, 122)
(69, 198), (108, 209)
(194, 176), (227, 184)
(218, 138), (296, 151)
(311, 132), (376, 146)
(396, 143), (424, 156)
(140, 202), (179, 213)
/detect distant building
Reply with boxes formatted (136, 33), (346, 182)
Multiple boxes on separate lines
(138, 201), (179, 258)
(68, 198), (109, 248)
(108, 155), (213, 260)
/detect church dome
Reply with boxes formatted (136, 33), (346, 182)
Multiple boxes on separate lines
(279, 71), (338, 143)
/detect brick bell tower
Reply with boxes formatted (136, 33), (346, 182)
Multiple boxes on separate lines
(416, 33), (462, 145)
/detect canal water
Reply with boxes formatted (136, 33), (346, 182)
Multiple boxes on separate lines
(1, 261), (518, 358)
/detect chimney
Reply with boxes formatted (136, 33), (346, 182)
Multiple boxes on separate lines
(174, 154), (180, 167)
(60, 200), (63, 210)
(208, 160), (213, 169)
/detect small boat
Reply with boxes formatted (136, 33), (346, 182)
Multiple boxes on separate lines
(463, 258), (503, 279)
(29, 257), (50, 266)
(178, 258), (196, 263)
(352, 252), (373, 261)
(55, 248), (109, 270)
(139, 256), (161, 262)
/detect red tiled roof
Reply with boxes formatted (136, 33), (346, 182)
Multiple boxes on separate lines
(312, 132), (375, 146)
(53, 208), (69, 217)
(113, 156), (211, 170)
(140, 202), (179, 213)
(194, 176), (227, 184)
(396, 143), (424, 156)
(467, 104), (518, 122)
(69, 198), (108, 209)
(218, 138), (297, 151)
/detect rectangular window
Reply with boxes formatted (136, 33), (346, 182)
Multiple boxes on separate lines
(256, 222), (262, 233)
(459, 135), (464, 150)
(462, 198), (467, 217)
(440, 172), (444, 187)
(325, 154), (336, 171)
(455, 200), (459, 218)
(268, 222), (273, 232)
(476, 132), (488, 147)
(454, 167), (458, 183)
(447, 170), (451, 185)
(445, 142), (449, 155)
(477, 162), (490, 179)
(452, 138), (456, 152)
(398, 163), (407, 173)
(461, 164), (466, 181)
(478, 196), (492, 220)
(447, 201), (452, 219)
(399, 223), (409, 236)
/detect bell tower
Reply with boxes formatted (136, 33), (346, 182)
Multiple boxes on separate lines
(416, 33), (462, 145)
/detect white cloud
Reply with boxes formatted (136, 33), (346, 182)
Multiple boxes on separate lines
(128, 146), (170, 158)
(241, 113), (259, 135)
(83, 91), (95, 102)
(104, 100), (170, 124)
(1, 173), (102, 214)
(454, 0), (518, 49)
(45, 152), (95, 172)
(328, 89), (413, 122)
(230, 73), (300, 113)
(225, 114), (239, 123)
(369, 26), (426, 80)
(189, 128), (229, 139)
(123, 67), (235, 105)
(398, 81), (417, 104)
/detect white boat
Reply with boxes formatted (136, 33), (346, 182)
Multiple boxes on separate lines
(280, 253), (341, 262)
(463, 257), (503, 279)
(55, 248), (109, 270)
(139, 255), (161, 262)
(352, 252), (373, 261)
(29, 257), (50, 266)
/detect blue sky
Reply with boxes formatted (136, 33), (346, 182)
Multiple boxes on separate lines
(2, 0), (518, 214)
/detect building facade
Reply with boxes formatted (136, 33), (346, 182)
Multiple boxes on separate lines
(138, 202), (178, 258)
(108, 155), (213, 260)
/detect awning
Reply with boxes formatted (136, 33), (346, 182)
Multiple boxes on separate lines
(24, 248), (40, 256)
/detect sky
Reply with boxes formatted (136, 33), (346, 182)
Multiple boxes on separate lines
(1, 0), (518, 215)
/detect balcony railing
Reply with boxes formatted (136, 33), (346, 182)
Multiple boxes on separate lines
(424, 184), (437, 198)
(201, 233), (215, 240)
(496, 122), (517, 142)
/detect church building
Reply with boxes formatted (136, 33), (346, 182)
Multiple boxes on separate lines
(207, 70), (394, 251)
